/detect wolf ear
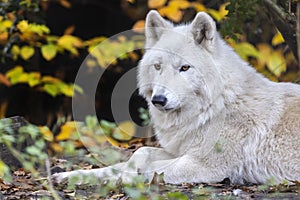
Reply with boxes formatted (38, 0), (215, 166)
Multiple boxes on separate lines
(190, 12), (216, 50)
(145, 10), (172, 48)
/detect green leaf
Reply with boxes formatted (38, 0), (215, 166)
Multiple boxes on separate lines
(85, 115), (98, 130)
(43, 84), (58, 97)
(41, 44), (57, 61)
(0, 160), (12, 183)
(6, 66), (24, 84)
(100, 120), (116, 135)
(20, 46), (35, 60)
(167, 192), (189, 200)
(26, 146), (41, 156)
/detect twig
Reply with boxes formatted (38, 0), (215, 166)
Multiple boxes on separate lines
(45, 158), (62, 200)
(297, 1), (300, 67)
(262, 0), (298, 61)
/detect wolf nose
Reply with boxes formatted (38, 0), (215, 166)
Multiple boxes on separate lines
(151, 95), (167, 107)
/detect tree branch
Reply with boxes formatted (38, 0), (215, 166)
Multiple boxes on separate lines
(297, 1), (300, 67)
(262, 0), (298, 61)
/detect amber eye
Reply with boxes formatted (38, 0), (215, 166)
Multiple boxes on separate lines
(180, 65), (190, 72)
(154, 63), (161, 70)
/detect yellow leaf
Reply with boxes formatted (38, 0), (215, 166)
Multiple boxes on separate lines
(148, 0), (167, 8)
(257, 43), (272, 67)
(112, 121), (136, 141)
(234, 42), (260, 60)
(6, 66), (23, 84)
(191, 2), (206, 12)
(28, 72), (41, 87)
(57, 35), (82, 55)
(41, 44), (57, 61)
(0, 19), (12, 31)
(56, 122), (78, 141)
(17, 20), (29, 33)
(207, 2), (229, 22)
(86, 58), (97, 68)
(0, 32), (8, 41)
(60, 84), (74, 97)
(272, 31), (285, 46)
(41, 76), (61, 83)
(159, 6), (182, 22)
(18, 73), (28, 83)
(11, 45), (20, 60)
(39, 126), (54, 141)
(50, 143), (64, 152)
(132, 20), (145, 33)
(20, 46), (34, 60)
(267, 50), (286, 77)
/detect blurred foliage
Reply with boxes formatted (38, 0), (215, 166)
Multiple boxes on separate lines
(0, 0), (142, 100)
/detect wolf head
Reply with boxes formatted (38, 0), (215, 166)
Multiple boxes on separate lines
(137, 10), (225, 126)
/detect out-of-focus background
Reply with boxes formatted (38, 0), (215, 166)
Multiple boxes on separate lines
(0, 0), (299, 127)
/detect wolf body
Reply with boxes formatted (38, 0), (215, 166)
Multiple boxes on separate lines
(53, 10), (300, 185)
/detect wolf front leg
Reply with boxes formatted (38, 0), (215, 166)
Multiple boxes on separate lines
(146, 154), (227, 184)
(52, 147), (174, 185)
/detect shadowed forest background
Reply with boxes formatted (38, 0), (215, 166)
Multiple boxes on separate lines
(0, 0), (300, 199)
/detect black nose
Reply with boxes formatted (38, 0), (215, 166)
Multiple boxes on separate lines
(151, 95), (167, 107)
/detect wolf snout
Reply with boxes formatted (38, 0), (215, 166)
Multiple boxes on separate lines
(151, 94), (167, 107)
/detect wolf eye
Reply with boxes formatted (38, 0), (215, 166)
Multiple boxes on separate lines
(154, 63), (161, 70)
(180, 65), (190, 72)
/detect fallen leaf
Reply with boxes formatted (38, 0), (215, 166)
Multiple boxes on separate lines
(148, 0), (167, 8)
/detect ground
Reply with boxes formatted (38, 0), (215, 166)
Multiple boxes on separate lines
(1, 152), (300, 200)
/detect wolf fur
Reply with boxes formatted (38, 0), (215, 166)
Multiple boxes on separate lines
(53, 10), (300, 185)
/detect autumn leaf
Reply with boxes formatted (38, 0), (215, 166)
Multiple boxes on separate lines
(60, 84), (74, 97)
(59, 0), (72, 8)
(207, 2), (229, 21)
(17, 20), (29, 33)
(234, 42), (260, 60)
(56, 122), (78, 141)
(159, 0), (190, 22)
(0, 74), (11, 86)
(43, 84), (58, 97)
(6, 66), (24, 84)
(148, 0), (167, 8)
(256, 44), (286, 77)
(63, 25), (75, 35)
(41, 76), (61, 84)
(20, 46), (35, 60)
(0, 19), (13, 30)
(112, 121), (136, 141)
(267, 50), (286, 77)
(41, 44), (57, 61)
(11, 45), (20, 60)
(57, 35), (83, 55)
(190, 2), (206, 12)
(38, 126), (54, 142)
(272, 31), (285, 46)
(0, 32), (8, 41)
(28, 72), (41, 87)
(132, 20), (145, 33)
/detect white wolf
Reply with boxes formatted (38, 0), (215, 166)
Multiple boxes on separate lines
(53, 10), (300, 185)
